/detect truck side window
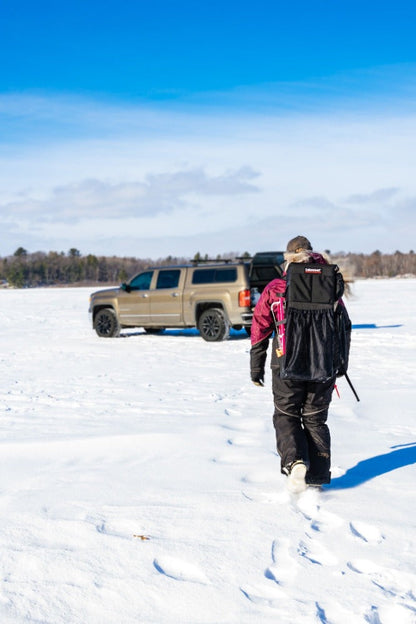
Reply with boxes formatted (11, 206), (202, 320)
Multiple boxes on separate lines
(156, 270), (180, 289)
(192, 268), (237, 284)
(214, 268), (237, 282)
(129, 271), (153, 290)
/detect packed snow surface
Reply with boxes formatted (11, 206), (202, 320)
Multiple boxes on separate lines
(0, 279), (415, 623)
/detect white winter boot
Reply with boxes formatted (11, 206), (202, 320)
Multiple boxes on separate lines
(287, 461), (307, 493)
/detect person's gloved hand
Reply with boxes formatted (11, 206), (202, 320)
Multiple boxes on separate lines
(251, 375), (264, 387)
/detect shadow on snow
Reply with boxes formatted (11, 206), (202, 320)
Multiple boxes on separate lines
(352, 323), (402, 329)
(119, 323), (402, 340)
(328, 443), (416, 490)
(120, 328), (249, 341)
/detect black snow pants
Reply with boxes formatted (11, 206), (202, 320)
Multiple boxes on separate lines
(272, 373), (336, 485)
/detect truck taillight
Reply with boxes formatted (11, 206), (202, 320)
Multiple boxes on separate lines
(239, 289), (251, 307)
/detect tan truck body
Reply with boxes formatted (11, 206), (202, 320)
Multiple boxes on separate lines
(89, 262), (253, 341)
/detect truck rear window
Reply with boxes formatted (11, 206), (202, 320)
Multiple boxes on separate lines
(192, 268), (237, 284)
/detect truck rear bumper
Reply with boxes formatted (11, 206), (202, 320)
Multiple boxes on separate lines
(240, 311), (253, 325)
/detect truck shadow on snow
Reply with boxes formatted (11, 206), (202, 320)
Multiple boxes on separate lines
(328, 443), (416, 490)
(120, 328), (249, 341)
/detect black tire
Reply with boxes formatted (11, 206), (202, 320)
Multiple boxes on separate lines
(94, 308), (120, 337)
(198, 308), (230, 342)
(144, 327), (165, 334)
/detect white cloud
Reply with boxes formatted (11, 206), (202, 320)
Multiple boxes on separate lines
(1, 168), (259, 224)
(1, 87), (416, 257)
(345, 188), (400, 204)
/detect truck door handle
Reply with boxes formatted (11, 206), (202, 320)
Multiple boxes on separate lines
(142, 293), (149, 298)
(171, 292), (179, 297)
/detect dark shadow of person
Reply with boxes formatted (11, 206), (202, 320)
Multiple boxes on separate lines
(327, 443), (416, 490)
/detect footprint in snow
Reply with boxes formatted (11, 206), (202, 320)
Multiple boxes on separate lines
(297, 537), (338, 566)
(223, 407), (241, 417)
(226, 434), (258, 447)
(347, 558), (416, 610)
(265, 538), (299, 584)
(366, 603), (416, 624)
(240, 582), (286, 607)
(295, 488), (344, 531)
(349, 520), (385, 544)
(153, 556), (209, 584)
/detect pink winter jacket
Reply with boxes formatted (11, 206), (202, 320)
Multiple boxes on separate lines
(250, 278), (286, 345)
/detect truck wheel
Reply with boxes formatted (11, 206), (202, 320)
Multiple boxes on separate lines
(94, 308), (120, 337)
(198, 308), (230, 342)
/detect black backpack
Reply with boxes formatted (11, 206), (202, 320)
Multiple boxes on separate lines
(279, 263), (351, 382)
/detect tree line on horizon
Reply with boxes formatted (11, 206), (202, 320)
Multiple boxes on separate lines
(0, 246), (415, 288)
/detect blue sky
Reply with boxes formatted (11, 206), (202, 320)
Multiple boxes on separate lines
(1, 1), (416, 258)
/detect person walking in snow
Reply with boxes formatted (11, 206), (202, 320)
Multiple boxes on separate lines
(250, 235), (350, 493)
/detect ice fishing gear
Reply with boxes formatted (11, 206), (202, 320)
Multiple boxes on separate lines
(334, 375), (360, 402)
(272, 263), (352, 384)
(271, 296), (286, 358)
(342, 369), (360, 402)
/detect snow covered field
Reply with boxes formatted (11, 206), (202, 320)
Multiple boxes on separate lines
(0, 279), (415, 624)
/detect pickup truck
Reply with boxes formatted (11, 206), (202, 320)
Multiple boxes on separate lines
(88, 252), (284, 341)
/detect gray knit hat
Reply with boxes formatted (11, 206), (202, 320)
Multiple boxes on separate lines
(286, 235), (313, 253)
